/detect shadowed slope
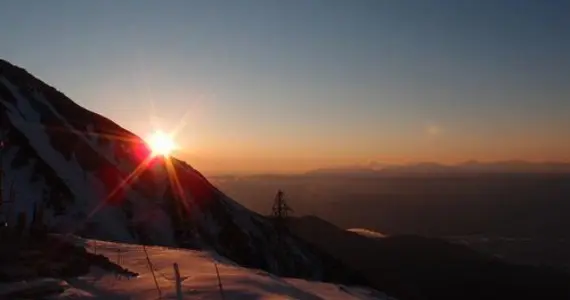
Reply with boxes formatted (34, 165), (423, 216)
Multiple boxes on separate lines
(289, 216), (570, 300)
(0, 59), (362, 284)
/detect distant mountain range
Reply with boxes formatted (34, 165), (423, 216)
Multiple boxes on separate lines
(307, 160), (570, 176)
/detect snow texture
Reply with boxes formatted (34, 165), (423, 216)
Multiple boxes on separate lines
(54, 237), (389, 300)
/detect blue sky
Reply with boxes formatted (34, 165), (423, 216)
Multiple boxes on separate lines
(1, 0), (569, 173)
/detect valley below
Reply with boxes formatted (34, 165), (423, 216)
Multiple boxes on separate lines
(211, 172), (570, 271)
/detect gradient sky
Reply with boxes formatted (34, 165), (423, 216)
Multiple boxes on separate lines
(1, 0), (569, 174)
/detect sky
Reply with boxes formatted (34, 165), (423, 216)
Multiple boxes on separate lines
(1, 0), (569, 174)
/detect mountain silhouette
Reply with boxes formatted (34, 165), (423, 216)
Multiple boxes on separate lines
(307, 161), (570, 176)
(0, 59), (359, 283)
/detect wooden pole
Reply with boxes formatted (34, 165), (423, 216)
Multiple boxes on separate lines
(173, 263), (182, 300)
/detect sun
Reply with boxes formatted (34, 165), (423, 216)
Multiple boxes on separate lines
(146, 130), (176, 157)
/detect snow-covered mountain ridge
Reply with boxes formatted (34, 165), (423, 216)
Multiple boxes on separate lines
(0, 59), (362, 283)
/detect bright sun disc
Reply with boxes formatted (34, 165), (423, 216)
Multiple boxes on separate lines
(147, 130), (176, 157)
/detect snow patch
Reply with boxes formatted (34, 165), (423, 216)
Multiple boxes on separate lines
(57, 237), (388, 300)
(347, 228), (387, 239)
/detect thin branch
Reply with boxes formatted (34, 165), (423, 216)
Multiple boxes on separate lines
(143, 244), (162, 298)
(214, 262), (225, 300)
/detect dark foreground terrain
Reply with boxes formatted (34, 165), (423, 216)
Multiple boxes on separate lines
(0, 230), (137, 299)
(289, 216), (570, 300)
(211, 173), (570, 269)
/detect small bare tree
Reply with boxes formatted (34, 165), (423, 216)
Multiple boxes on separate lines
(0, 135), (15, 228)
(271, 190), (293, 241)
(0, 177), (16, 230)
(0, 139), (6, 226)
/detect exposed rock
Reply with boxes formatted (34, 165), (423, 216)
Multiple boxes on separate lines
(0, 278), (68, 299)
(0, 266), (38, 282)
(0, 232), (137, 283)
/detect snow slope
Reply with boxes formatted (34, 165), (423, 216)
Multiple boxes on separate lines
(58, 237), (390, 300)
(0, 59), (364, 282)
